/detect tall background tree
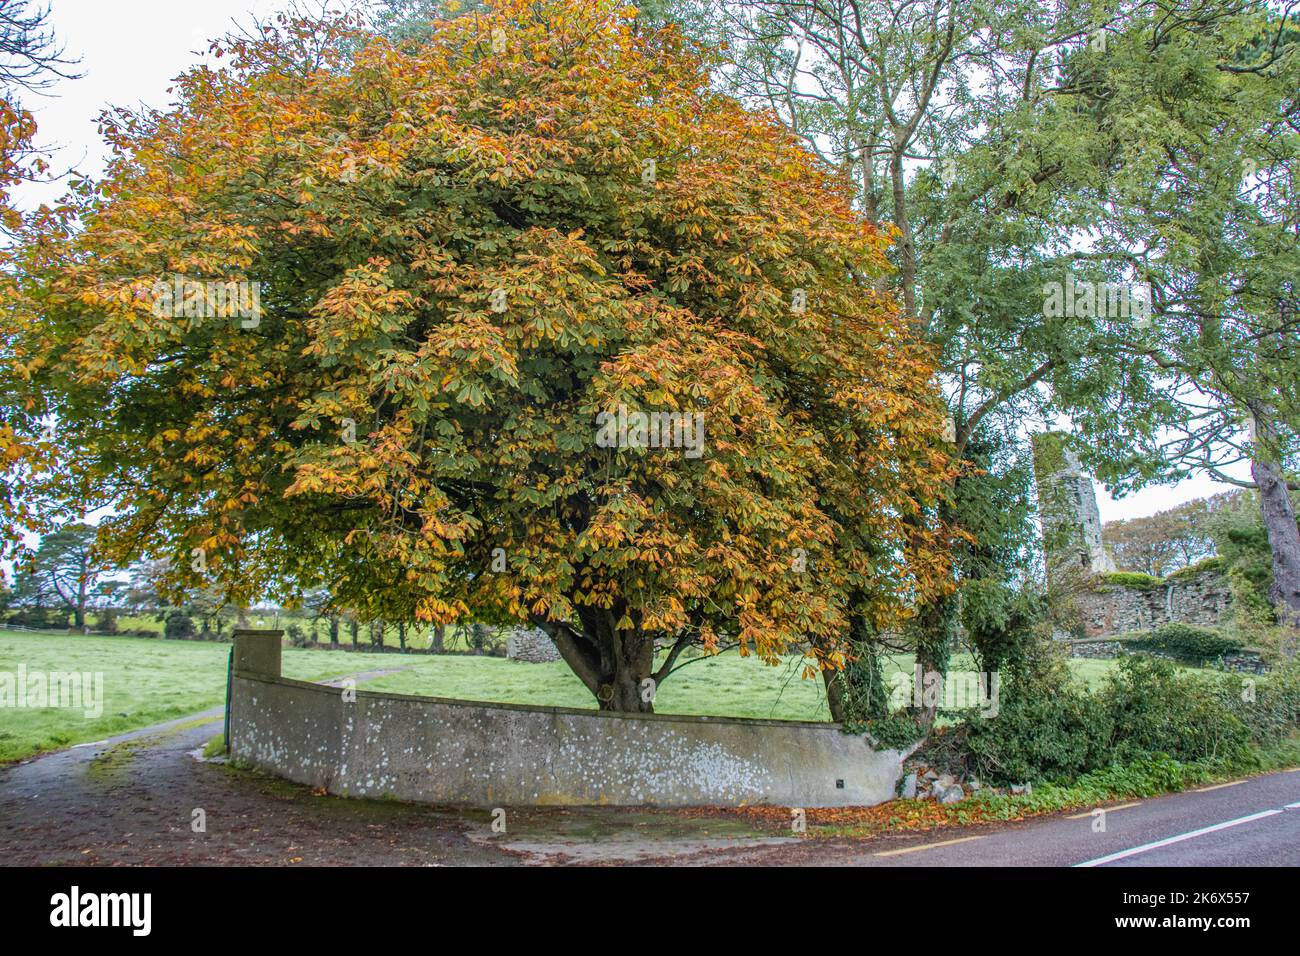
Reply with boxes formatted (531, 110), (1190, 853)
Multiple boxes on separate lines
(0, 0), (77, 237)
(10, 522), (104, 628)
(686, 0), (1300, 680)
(671, 0), (1172, 715)
(1103, 494), (1229, 577)
(1055, 3), (1300, 640)
(0, 0), (78, 550)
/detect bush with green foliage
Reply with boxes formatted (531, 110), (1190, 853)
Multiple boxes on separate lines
(1165, 556), (1225, 582)
(1100, 571), (1165, 591)
(6, 607), (67, 629)
(1099, 656), (1252, 765)
(1207, 492), (1298, 630)
(1218, 666), (1300, 748)
(844, 711), (928, 750)
(163, 610), (196, 640)
(964, 658), (1113, 783)
(1139, 622), (1244, 665)
(966, 652), (1300, 785)
(960, 579), (1045, 674)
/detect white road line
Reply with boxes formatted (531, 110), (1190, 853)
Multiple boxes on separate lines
(1067, 802), (1142, 820)
(1074, 809), (1285, 867)
(1193, 780), (1245, 793)
(874, 835), (985, 857)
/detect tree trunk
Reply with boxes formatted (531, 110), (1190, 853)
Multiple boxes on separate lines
(912, 590), (956, 725)
(349, 619), (358, 648)
(77, 575), (90, 629)
(1250, 410), (1300, 651)
(329, 616), (339, 645)
(904, 489), (957, 725)
(398, 621), (406, 650)
(816, 604), (890, 723)
(889, 142), (918, 320)
(821, 666), (847, 722)
(820, 655), (894, 724)
(603, 623), (655, 712)
(432, 624), (445, 653)
(531, 606), (656, 713)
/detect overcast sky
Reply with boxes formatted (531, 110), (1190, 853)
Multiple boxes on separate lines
(16, 1), (1254, 525)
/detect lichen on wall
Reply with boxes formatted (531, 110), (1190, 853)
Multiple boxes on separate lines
(227, 670), (905, 809)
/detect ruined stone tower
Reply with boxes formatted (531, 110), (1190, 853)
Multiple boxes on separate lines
(1031, 431), (1116, 586)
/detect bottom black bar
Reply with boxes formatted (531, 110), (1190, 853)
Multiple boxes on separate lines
(0, 866), (1284, 942)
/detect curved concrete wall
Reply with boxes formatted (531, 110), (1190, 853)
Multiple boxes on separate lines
(227, 631), (903, 808)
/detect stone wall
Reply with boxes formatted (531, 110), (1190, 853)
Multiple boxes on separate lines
(1032, 431), (1116, 583)
(227, 631), (904, 808)
(1068, 639), (1125, 659)
(1066, 636), (1268, 673)
(1030, 432), (1236, 640)
(1073, 567), (1233, 638)
(505, 627), (561, 663)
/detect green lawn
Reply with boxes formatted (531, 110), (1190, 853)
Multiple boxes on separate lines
(0, 631), (364, 762)
(355, 650), (1128, 720)
(359, 651), (835, 721)
(0, 629), (1144, 764)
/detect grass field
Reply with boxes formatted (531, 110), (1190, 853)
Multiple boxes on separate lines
(357, 651), (834, 720)
(0, 629), (1134, 763)
(0, 632), (363, 762)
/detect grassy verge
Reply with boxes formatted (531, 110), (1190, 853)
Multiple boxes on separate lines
(0, 631), (371, 762)
(712, 734), (1300, 839)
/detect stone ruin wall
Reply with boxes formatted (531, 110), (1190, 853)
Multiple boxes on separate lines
(1031, 432), (1116, 582)
(1071, 567), (1234, 638)
(506, 627), (562, 663)
(1031, 431), (1235, 641)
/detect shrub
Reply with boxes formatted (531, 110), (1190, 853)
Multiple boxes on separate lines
(963, 655), (1300, 786)
(960, 579), (1045, 674)
(1165, 556), (1225, 582)
(1217, 665), (1300, 747)
(1100, 656), (1252, 765)
(964, 659), (1113, 784)
(1140, 622), (1243, 664)
(163, 610), (196, 640)
(847, 712), (928, 751)
(1101, 571), (1164, 590)
(6, 607), (67, 629)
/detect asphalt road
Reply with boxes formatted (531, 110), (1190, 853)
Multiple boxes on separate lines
(0, 668), (511, 866)
(806, 769), (1300, 867)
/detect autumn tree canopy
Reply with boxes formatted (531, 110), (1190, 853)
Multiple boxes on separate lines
(1, 0), (952, 711)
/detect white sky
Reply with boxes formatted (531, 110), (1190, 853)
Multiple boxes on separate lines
(1093, 468), (1248, 523)
(17, 1), (1254, 526)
